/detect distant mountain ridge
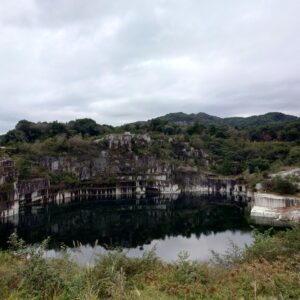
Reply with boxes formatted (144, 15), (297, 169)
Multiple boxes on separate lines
(154, 112), (298, 128)
(0, 112), (298, 139)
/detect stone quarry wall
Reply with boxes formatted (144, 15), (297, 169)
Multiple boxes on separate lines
(0, 158), (17, 185)
(0, 166), (247, 217)
(0, 158), (17, 203)
(174, 167), (247, 194)
(250, 192), (300, 225)
(16, 179), (50, 204)
(0, 133), (249, 217)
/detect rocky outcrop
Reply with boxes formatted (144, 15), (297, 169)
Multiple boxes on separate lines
(93, 132), (151, 151)
(251, 192), (300, 225)
(0, 156), (49, 216)
(0, 165), (248, 218)
(251, 167), (300, 225)
(0, 158), (17, 203)
(174, 167), (247, 194)
(0, 158), (16, 185)
(270, 168), (300, 178)
(16, 179), (50, 204)
(39, 153), (173, 181)
(0, 157), (18, 217)
(0, 134), (250, 217)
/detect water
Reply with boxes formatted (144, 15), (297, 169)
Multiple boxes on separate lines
(0, 193), (253, 263)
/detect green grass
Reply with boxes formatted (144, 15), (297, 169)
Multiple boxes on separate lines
(0, 228), (300, 299)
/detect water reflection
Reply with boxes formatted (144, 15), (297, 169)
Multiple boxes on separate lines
(0, 193), (253, 261)
(250, 215), (294, 227)
(45, 231), (252, 264)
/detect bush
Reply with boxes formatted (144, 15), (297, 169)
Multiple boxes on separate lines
(89, 248), (160, 298)
(263, 176), (298, 195)
(244, 227), (300, 262)
(247, 158), (270, 173)
(49, 171), (79, 187)
(15, 158), (32, 180)
(173, 251), (199, 283)
(288, 146), (300, 164)
(19, 255), (64, 299)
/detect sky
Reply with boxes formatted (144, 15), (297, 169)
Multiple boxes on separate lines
(0, 0), (299, 133)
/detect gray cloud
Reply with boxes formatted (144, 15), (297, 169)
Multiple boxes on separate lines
(0, 0), (299, 133)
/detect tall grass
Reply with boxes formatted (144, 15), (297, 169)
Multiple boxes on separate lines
(0, 227), (299, 299)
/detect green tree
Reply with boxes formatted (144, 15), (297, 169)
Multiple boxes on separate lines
(69, 118), (101, 136)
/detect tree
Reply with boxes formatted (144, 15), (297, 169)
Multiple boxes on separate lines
(49, 121), (68, 136)
(2, 130), (26, 144)
(263, 177), (298, 195)
(15, 120), (43, 142)
(69, 119), (100, 136)
(247, 158), (270, 173)
(288, 146), (300, 164)
(187, 122), (205, 135)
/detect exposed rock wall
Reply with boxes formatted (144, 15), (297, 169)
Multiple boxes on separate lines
(174, 167), (247, 194)
(0, 168), (248, 218)
(0, 158), (16, 185)
(251, 192), (300, 225)
(39, 153), (173, 181)
(0, 134), (249, 217)
(17, 179), (50, 204)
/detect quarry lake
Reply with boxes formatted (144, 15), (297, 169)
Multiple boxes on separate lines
(0, 193), (254, 263)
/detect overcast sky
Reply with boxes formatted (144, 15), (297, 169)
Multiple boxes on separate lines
(0, 0), (299, 133)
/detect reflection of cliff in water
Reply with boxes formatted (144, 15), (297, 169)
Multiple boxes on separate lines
(0, 193), (250, 249)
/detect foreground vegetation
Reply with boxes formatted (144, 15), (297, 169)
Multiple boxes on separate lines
(1, 227), (300, 299)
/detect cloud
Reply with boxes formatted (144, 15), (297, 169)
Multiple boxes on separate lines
(0, 0), (299, 133)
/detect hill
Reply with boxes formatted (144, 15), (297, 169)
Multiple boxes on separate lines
(223, 112), (298, 128)
(151, 112), (298, 128)
(156, 112), (223, 126)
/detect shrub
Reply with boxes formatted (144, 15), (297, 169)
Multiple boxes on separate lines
(245, 227), (300, 262)
(173, 251), (199, 284)
(287, 146), (300, 164)
(211, 240), (244, 267)
(49, 171), (80, 187)
(262, 176), (298, 195)
(15, 158), (32, 180)
(19, 255), (64, 299)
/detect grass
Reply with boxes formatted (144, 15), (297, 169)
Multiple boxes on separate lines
(0, 227), (300, 299)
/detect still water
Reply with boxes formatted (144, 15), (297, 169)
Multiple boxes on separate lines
(0, 193), (253, 263)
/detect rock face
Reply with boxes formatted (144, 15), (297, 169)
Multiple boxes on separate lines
(174, 167), (246, 194)
(0, 156), (50, 216)
(17, 179), (50, 204)
(39, 153), (172, 181)
(251, 168), (300, 225)
(38, 133), (164, 181)
(0, 158), (16, 185)
(270, 168), (300, 178)
(0, 134), (249, 217)
(0, 158), (17, 203)
(93, 132), (151, 152)
(0, 158), (18, 217)
(251, 192), (300, 225)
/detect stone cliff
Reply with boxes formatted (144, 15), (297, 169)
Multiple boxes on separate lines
(250, 168), (300, 225)
(0, 133), (248, 217)
(251, 192), (300, 225)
